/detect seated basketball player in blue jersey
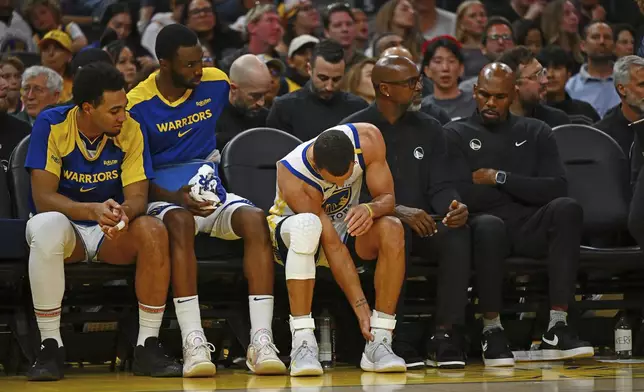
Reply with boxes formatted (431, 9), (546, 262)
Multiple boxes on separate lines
(126, 24), (286, 376)
(267, 124), (407, 376)
(24, 63), (182, 381)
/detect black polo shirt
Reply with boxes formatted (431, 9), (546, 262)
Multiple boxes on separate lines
(215, 101), (268, 149)
(341, 104), (460, 215)
(594, 104), (634, 158)
(267, 82), (368, 141)
(0, 113), (30, 171)
(548, 93), (600, 125)
(529, 103), (571, 128)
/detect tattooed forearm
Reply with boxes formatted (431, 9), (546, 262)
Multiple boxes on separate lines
(354, 298), (368, 308)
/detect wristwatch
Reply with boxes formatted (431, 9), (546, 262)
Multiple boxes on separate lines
(495, 170), (507, 185)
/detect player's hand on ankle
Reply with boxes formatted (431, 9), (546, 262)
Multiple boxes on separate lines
(175, 185), (215, 217)
(354, 298), (374, 341)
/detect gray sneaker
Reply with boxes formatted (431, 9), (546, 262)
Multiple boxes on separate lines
(290, 340), (324, 377)
(360, 330), (406, 373)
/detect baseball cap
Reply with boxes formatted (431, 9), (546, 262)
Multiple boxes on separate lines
(39, 30), (72, 52)
(288, 34), (319, 58)
(256, 54), (286, 75)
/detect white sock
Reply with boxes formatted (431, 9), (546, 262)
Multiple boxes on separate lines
(249, 295), (274, 339)
(291, 314), (316, 349)
(137, 303), (165, 346)
(35, 307), (63, 346)
(174, 295), (203, 341)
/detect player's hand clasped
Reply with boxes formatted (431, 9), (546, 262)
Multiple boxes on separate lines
(176, 185), (215, 217)
(443, 200), (468, 228)
(346, 203), (374, 237)
(396, 205), (437, 237)
(92, 199), (128, 240)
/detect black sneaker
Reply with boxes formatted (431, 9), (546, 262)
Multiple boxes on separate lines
(392, 339), (425, 369)
(481, 328), (515, 367)
(27, 338), (65, 381)
(133, 337), (182, 377)
(540, 322), (594, 360)
(425, 331), (465, 369)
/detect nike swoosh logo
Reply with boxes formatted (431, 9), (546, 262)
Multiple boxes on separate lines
(80, 186), (96, 193)
(542, 335), (558, 346)
(253, 297), (270, 301)
(515, 140), (527, 147)
(177, 297), (197, 304)
(178, 128), (193, 137)
(482, 342), (488, 352)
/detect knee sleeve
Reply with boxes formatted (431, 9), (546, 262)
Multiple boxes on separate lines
(281, 213), (322, 280)
(26, 212), (76, 258)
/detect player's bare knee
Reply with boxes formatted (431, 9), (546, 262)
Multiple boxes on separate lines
(163, 208), (196, 239)
(130, 216), (169, 250)
(375, 216), (404, 245)
(26, 211), (72, 251)
(235, 206), (269, 240)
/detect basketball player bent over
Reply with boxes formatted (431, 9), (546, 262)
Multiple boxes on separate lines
(24, 63), (181, 381)
(268, 123), (407, 376)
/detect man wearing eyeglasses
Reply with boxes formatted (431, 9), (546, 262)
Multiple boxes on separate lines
(14, 66), (63, 126)
(498, 46), (571, 128)
(445, 62), (592, 365)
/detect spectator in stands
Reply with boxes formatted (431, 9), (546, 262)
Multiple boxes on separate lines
(98, 3), (155, 67)
(459, 17), (516, 93)
(181, 0), (244, 68)
(566, 21), (620, 118)
(285, 35), (318, 92)
(515, 19), (544, 55)
(259, 54), (286, 108)
(215, 55), (271, 148)
(215, 0), (272, 25)
(484, 0), (545, 25)
(368, 32), (404, 58)
(421, 37), (476, 121)
(613, 23), (635, 59)
(69, 47), (113, 77)
(342, 55), (474, 369)
(340, 58), (376, 103)
(415, 0), (456, 40)
(127, 24), (286, 376)
(280, 0), (320, 47)
(24, 0), (88, 53)
(141, 0), (187, 60)
(0, 73), (29, 171)
(267, 39), (367, 141)
(13, 65), (62, 125)
(323, 3), (366, 70)
(24, 63), (181, 381)
(446, 62), (594, 363)
(0, 0), (36, 53)
(352, 7), (369, 52)
(541, 0), (583, 69)
(375, 0), (423, 61)
(537, 45), (600, 125)
(497, 46), (570, 127)
(39, 30), (73, 103)
(576, 0), (607, 34)
(0, 56), (23, 114)
(104, 40), (138, 92)
(266, 122), (407, 376)
(455, 1), (488, 79)
(594, 56), (644, 160)
(219, 4), (283, 74)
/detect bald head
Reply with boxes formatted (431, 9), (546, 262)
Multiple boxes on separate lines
(229, 54), (272, 87)
(372, 55), (422, 108)
(474, 63), (516, 123)
(372, 55), (418, 86)
(380, 46), (413, 61)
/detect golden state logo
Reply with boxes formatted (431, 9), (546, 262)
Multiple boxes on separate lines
(63, 169), (119, 183)
(155, 109), (213, 132)
(323, 187), (352, 219)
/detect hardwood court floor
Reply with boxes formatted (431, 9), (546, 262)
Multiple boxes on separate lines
(2, 359), (644, 391)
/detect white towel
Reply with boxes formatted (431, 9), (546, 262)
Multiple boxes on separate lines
(188, 164), (222, 210)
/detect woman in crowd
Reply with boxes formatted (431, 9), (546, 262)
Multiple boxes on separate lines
(341, 58), (376, 104)
(24, 0), (88, 53)
(0, 56), (24, 114)
(613, 23), (635, 58)
(181, 0), (244, 68)
(99, 3), (156, 68)
(280, 0), (320, 46)
(39, 31), (73, 103)
(541, 0), (583, 70)
(104, 40), (139, 92)
(515, 19), (544, 55)
(375, 0), (423, 61)
(455, 0), (488, 79)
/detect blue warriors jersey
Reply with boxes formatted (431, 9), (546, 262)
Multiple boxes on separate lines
(126, 68), (230, 168)
(25, 105), (154, 224)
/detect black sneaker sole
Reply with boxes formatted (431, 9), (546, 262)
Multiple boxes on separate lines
(133, 363), (182, 377)
(425, 359), (465, 369)
(27, 372), (63, 381)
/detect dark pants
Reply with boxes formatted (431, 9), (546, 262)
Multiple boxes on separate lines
(411, 223), (471, 327)
(629, 167), (644, 247)
(508, 197), (583, 306)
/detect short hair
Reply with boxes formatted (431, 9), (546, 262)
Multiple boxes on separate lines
(72, 62), (125, 107)
(313, 129), (355, 177)
(482, 16), (514, 45)
(310, 39), (345, 67)
(537, 45), (572, 71)
(583, 20), (611, 40)
(0, 55), (24, 74)
(323, 2), (355, 30)
(155, 24), (199, 62)
(614, 55), (644, 87)
(371, 32), (399, 58)
(70, 48), (113, 76)
(22, 66), (63, 94)
(422, 37), (464, 68)
(497, 46), (535, 75)
(612, 23), (635, 42)
(514, 19), (543, 47)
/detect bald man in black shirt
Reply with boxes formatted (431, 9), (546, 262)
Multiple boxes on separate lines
(446, 62), (593, 363)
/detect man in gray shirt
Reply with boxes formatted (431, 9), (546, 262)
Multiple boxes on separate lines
(421, 37), (476, 121)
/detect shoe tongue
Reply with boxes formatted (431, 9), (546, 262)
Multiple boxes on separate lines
(254, 329), (272, 345)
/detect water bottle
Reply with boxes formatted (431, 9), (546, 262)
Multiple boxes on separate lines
(615, 315), (632, 359)
(318, 309), (334, 369)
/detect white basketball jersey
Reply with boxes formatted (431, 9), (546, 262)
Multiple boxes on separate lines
(269, 124), (366, 239)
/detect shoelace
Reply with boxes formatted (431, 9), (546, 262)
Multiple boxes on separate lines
(292, 340), (317, 362)
(257, 341), (280, 357)
(190, 339), (216, 356)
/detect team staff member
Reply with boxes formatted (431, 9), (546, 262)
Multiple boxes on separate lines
(445, 63), (594, 362)
(127, 24), (286, 376)
(24, 63), (181, 381)
(497, 46), (571, 128)
(267, 39), (368, 141)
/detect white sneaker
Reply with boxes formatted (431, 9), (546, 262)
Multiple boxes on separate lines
(182, 330), (216, 378)
(246, 329), (287, 375)
(290, 339), (324, 377)
(360, 330), (406, 373)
